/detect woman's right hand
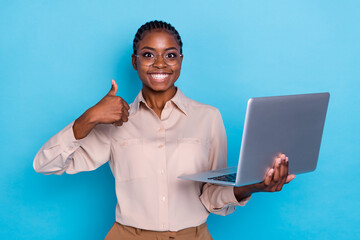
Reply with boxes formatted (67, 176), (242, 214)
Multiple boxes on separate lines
(89, 79), (130, 126)
(73, 79), (129, 139)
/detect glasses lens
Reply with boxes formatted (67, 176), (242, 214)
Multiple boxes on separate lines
(163, 52), (181, 65)
(137, 51), (181, 66)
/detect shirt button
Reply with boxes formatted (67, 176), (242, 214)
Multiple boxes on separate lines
(158, 144), (164, 148)
(162, 196), (166, 201)
(162, 224), (165, 228)
(160, 169), (164, 174)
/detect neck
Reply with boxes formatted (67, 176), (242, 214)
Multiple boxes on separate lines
(142, 85), (177, 111)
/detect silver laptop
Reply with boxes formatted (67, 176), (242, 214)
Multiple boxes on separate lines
(178, 92), (330, 186)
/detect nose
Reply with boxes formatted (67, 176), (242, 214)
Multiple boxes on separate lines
(152, 55), (167, 68)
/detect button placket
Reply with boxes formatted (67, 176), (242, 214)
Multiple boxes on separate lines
(157, 122), (168, 230)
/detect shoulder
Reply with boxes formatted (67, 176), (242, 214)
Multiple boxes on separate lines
(184, 95), (221, 117)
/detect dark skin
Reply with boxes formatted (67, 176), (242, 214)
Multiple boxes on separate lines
(72, 79), (130, 139)
(233, 154), (296, 201)
(72, 29), (295, 202)
(131, 29), (183, 118)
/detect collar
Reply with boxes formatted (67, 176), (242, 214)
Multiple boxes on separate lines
(129, 88), (188, 117)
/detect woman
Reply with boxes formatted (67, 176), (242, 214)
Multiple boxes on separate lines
(34, 20), (295, 239)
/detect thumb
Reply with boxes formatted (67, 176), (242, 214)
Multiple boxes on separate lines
(107, 79), (118, 96)
(285, 174), (296, 184)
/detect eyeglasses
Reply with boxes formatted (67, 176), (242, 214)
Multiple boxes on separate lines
(135, 50), (182, 66)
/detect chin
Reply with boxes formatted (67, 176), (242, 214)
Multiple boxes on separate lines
(145, 82), (174, 92)
(150, 85), (172, 92)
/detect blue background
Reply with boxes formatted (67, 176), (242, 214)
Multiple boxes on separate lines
(1, 0), (359, 239)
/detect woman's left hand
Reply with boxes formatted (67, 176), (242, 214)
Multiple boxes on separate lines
(253, 153), (296, 192)
(233, 153), (296, 201)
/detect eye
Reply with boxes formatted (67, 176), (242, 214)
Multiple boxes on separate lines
(166, 52), (177, 58)
(142, 52), (154, 58)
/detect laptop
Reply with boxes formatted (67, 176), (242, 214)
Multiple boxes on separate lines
(178, 92), (330, 186)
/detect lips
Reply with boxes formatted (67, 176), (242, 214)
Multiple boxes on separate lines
(148, 73), (171, 83)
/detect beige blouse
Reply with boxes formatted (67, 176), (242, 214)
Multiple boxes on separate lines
(33, 88), (250, 231)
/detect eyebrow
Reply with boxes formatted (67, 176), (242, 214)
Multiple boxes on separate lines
(140, 46), (179, 51)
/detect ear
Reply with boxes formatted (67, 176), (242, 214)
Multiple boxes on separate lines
(179, 54), (183, 68)
(132, 54), (138, 70)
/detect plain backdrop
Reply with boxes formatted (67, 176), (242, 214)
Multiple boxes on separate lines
(1, 0), (359, 239)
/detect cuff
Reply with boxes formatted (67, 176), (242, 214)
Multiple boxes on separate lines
(228, 186), (251, 207)
(61, 121), (83, 153)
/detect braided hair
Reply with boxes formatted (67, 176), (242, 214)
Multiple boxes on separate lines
(133, 20), (183, 55)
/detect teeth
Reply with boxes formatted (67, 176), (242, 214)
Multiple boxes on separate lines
(151, 74), (169, 80)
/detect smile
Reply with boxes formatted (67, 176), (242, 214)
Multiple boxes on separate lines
(149, 73), (171, 82)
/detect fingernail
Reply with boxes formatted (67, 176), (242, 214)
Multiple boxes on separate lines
(269, 168), (274, 175)
(277, 158), (281, 167)
(286, 157), (289, 163)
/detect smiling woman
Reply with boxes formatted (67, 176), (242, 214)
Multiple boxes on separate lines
(33, 20), (294, 240)
(132, 28), (183, 106)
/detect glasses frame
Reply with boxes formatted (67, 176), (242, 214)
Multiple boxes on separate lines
(134, 51), (183, 66)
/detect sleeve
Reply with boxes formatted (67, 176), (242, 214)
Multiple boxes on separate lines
(33, 120), (112, 175)
(199, 109), (251, 216)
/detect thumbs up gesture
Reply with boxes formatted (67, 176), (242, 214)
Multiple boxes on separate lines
(91, 79), (130, 126)
(73, 80), (129, 139)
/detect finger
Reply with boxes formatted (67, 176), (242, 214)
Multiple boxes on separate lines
(280, 157), (289, 187)
(122, 100), (130, 110)
(107, 79), (118, 96)
(264, 168), (274, 186)
(113, 121), (123, 127)
(284, 157), (293, 184)
(285, 174), (296, 184)
(121, 112), (128, 122)
(112, 115), (123, 126)
(276, 155), (288, 190)
(122, 108), (129, 118)
(276, 183), (284, 191)
(273, 157), (281, 182)
(279, 156), (287, 178)
(285, 157), (289, 178)
(277, 163), (286, 190)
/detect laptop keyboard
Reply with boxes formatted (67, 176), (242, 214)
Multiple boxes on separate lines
(208, 173), (236, 182)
